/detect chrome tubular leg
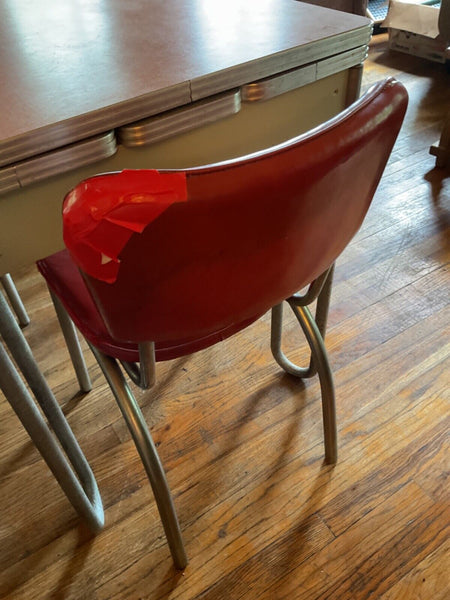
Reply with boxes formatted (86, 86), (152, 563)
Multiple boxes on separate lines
(314, 264), (334, 341)
(48, 289), (92, 392)
(138, 342), (156, 389)
(120, 343), (156, 390)
(306, 264), (335, 377)
(89, 345), (188, 570)
(1, 273), (30, 327)
(271, 303), (311, 378)
(289, 302), (337, 464)
(271, 267), (335, 379)
(0, 292), (104, 531)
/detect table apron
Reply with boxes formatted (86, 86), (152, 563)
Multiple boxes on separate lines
(0, 68), (355, 275)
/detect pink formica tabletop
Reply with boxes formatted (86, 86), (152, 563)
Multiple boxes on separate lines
(0, 0), (371, 167)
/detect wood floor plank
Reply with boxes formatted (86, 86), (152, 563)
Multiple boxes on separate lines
(319, 413), (448, 537)
(377, 539), (450, 600)
(200, 482), (443, 600)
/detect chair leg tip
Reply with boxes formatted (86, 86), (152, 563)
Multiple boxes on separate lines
(324, 451), (338, 465)
(174, 555), (188, 571)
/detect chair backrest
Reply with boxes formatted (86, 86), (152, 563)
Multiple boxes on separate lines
(63, 78), (408, 344)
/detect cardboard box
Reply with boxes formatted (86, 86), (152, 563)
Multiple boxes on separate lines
(384, 0), (449, 63)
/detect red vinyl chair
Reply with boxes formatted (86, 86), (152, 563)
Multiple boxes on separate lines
(37, 78), (408, 569)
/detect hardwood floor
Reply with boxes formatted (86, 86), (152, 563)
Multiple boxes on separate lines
(1, 34), (449, 599)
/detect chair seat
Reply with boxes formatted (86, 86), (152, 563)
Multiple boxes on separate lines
(37, 250), (261, 363)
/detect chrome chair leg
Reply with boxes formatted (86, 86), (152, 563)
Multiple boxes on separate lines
(0, 292), (104, 531)
(289, 302), (337, 464)
(89, 344), (188, 570)
(271, 266), (337, 463)
(271, 302), (311, 378)
(311, 264), (334, 361)
(48, 288), (92, 393)
(271, 265), (334, 378)
(1, 273), (30, 327)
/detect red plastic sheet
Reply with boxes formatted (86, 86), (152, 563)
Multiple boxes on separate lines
(63, 169), (187, 283)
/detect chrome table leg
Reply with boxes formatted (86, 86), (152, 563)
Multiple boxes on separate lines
(0, 291), (103, 531)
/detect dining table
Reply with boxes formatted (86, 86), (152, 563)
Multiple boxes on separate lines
(0, 0), (372, 276)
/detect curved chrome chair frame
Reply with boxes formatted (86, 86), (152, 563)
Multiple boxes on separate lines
(48, 265), (336, 568)
(89, 341), (187, 569)
(49, 289), (186, 567)
(271, 264), (337, 464)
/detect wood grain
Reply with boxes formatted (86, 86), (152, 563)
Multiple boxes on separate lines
(0, 33), (449, 600)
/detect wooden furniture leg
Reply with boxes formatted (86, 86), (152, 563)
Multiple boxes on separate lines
(430, 110), (450, 169)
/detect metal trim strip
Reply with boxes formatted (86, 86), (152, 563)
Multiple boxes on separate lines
(0, 132), (117, 195)
(118, 91), (241, 148)
(242, 46), (368, 103)
(242, 64), (316, 103)
(316, 46), (368, 81)
(0, 167), (19, 195)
